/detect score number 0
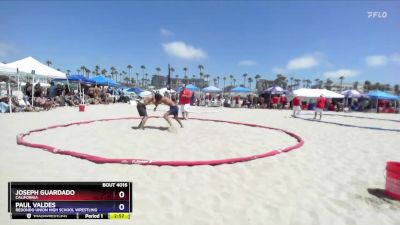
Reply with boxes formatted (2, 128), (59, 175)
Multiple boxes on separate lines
(118, 191), (125, 211)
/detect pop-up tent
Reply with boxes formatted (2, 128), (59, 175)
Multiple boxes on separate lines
(53, 75), (95, 84)
(6, 57), (66, 78)
(293, 88), (344, 98)
(202, 86), (222, 93)
(341, 89), (361, 98)
(0, 62), (18, 74)
(126, 87), (144, 94)
(367, 90), (399, 100)
(176, 84), (200, 92)
(89, 75), (120, 87)
(263, 86), (286, 94)
(231, 86), (251, 93)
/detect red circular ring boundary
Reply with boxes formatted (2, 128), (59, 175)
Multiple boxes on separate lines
(16, 117), (305, 166)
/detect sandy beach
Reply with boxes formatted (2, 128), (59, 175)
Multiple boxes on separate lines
(0, 104), (399, 224)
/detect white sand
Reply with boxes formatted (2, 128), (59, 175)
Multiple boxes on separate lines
(1, 104), (400, 225)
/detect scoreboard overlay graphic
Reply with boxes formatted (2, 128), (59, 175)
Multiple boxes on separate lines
(8, 182), (132, 219)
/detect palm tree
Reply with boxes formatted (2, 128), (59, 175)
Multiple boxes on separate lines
(80, 66), (86, 76)
(394, 84), (399, 95)
(213, 78), (217, 86)
(101, 69), (107, 76)
(95, 65), (100, 75)
(294, 79), (301, 89)
(156, 67), (161, 75)
(85, 68), (91, 77)
(233, 78), (237, 86)
(325, 78), (334, 90)
(140, 65), (146, 87)
(192, 74), (196, 84)
(204, 74), (210, 86)
(135, 73), (139, 86)
(76, 69), (80, 75)
(306, 79), (311, 88)
(122, 71), (127, 84)
(46, 60), (52, 67)
(175, 75), (179, 87)
(290, 77), (294, 89)
(144, 73), (148, 88)
(216, 76), (220, 87)
(119, 73), (124, 84)
(223, 77), (226, 91)
(124, 77), (130, 83)
(110, 67), (116, 80)
(198, 64), (204, 75)
(339, 76), (344, 91)
(184, 75), (188, 84)
(66, 70), (71, 75)
(314, 78), (320, 88)
(229, 75), (234, 86)
(243, 73), (248, 87)
(127, 64), (133, 83)
(170, 67), (175, 77)
(248, 77), (253, 90)
(183, 67), (188, 78)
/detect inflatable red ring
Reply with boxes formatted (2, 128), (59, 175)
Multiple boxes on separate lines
(16, 117), (304, 166)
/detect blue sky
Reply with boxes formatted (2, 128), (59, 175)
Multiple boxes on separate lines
(0, 1), (399, 85)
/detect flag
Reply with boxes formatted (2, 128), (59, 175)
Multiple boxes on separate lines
(167, 64), (171, 90)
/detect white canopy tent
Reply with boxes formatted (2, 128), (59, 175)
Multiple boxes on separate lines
(4, 57), (66, 109)
(0, 63), (17, 114)
(0, 62), (18, 74)
(6, 57), (66, 78)
(293, 88), (344, 98)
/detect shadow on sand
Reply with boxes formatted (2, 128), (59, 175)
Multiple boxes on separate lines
(131, 126), (169, 131)
(367, 188), (393, 203)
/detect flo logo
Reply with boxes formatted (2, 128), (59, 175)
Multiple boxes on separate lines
(368, 11), (388, 19)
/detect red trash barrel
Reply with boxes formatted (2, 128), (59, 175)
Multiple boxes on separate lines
(79, 104), (85, 112)
(385, 161), (400, 200)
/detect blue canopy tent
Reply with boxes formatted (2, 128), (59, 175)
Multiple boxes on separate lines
(367, 90), (399, 100)
(126, 87), (144, 94)
(202, 86), (222, 93)
(231, 86), (251, 93)
(367, 90), (399, 112)
(52, 75), (97, 105)
(53, 75), (95, 84)
(89, 75), (120, 87)
(176, 84), (200, 92)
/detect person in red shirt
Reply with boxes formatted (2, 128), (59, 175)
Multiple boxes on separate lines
(280, 94), (287, 109)
(272, 95), (279, 109)
(179, 85), (192, 119)
(292, 94), (301, 117)
(314, 94), (327, 120)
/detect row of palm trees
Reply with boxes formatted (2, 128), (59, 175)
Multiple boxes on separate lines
(46, 60), (352, 92)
